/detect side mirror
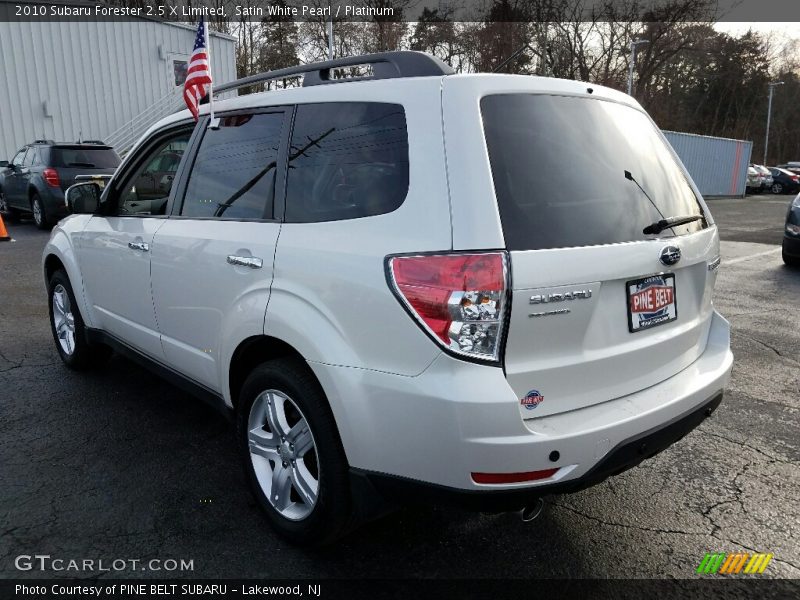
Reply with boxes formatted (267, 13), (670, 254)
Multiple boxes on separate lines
(0, 161), (8, 168)
(65, 182), (100, 214)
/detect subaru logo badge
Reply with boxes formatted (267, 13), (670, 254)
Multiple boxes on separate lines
(659, 246), (681, 266)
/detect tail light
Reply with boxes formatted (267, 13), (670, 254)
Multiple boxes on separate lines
(387, 252), (509, 362)
(43, 168), (60, 188)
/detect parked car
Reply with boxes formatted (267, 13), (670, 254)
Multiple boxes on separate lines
(750, 164), (773, 191)
(768, 167), (800, 195)
(0, 140), (119, 229)
(784, 194), (800, 267)
(777, 163), (800, 176)
(44, 51), (733, 544)
(746, 166), (761, 193)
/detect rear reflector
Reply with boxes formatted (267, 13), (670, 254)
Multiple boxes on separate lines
(472, 468), (559, 485)
(387, 252), (509, 362)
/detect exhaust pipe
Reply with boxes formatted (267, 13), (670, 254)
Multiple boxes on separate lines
(520, 498), (544, 522)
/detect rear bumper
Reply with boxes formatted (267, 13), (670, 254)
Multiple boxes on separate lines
(310, 310), (733, 501)
(41, 186), (68, 218)
(357, 392), (722, 511)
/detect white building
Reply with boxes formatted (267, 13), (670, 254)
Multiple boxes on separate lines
(0, 17), (236, 160)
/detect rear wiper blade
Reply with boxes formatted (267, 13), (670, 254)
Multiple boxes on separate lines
(67, 162), (95, 167)
(643, 214), (703, 235)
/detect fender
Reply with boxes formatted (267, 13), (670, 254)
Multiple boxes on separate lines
(262, 288), (362, 370)
(214, 287), (273, 407)
(42, 215), (96, 327)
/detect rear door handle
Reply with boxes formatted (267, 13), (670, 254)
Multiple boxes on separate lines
(128, 241), (149, 252)
(227, 255), (263, 269)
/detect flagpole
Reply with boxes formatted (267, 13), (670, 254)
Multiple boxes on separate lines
(203, 18), (219, 128)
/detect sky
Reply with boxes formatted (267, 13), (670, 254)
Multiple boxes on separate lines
(714, 22), (800, 40)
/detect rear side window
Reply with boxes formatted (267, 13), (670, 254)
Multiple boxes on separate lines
(481, 94), (706, 251)
(181, 112), (283, 220)
(51, 147), (120, 169)
(284, 102), (409, 223)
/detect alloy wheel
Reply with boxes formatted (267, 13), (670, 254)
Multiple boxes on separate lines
(247, 389), (319, 521)
(772, 183), (783, 194)
(32, 198), (43, 226)
(52, 284), (76, 356)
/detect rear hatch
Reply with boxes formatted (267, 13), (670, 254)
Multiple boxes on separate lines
(478, 93), (718, 419)
(50, 145), (120, 191)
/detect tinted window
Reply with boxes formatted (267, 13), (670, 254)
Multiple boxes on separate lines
(285, 102), (408, 223)
(481, 95), (706, 251)
(51, 147), (120, 169)
(115, 130), (192, 216)
(181, 112), (283, 219)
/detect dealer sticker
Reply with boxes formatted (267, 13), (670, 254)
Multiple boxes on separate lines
(521, 390), (544, 410)
(626, 274), (678, 333)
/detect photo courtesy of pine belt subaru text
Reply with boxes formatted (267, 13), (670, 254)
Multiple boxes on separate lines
(43, 51), (733, 545)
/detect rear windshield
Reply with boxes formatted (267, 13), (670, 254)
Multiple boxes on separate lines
(481, 94), (706, 251)
(51, 147), (121, 169)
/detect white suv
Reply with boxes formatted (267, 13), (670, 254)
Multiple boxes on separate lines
(44, 52), (733, 544)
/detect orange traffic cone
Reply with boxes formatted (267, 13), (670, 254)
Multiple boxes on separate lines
(0, 212), (11, 242)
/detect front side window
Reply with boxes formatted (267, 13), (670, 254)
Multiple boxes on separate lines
(11, 149), (26, 166)
(180, 112), (283, 220)
(284, 102), (409, 223)
(113, 129), (192, 216)
(481, 94), (706, 251)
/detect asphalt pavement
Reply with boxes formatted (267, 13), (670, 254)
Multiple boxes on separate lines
(0, 194), (798, 579)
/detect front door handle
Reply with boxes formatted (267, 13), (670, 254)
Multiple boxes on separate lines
(227, 255), (263, 269)
(128, 241), (150, 252)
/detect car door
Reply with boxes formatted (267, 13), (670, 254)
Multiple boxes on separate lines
(75, 123), (197, 360)
(150, 109), (289, 392)
(5, 148), (29, 208)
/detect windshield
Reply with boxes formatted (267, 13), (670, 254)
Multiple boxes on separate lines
(481, 94), (706, 251)
(51, 147), (120, 169)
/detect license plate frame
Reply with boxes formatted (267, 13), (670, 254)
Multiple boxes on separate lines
(626, 273), (678, 333)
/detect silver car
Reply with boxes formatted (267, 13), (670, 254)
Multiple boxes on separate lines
(752, 164), (773, 191)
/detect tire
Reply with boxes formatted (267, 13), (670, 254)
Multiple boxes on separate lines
(237, 358), (352, 545)
(0, 187), (19, 221)
(783, 248), (800, 268)
(31, 192), (51, 229)
(772, 183), (784, 194)
(47, 270), (112, 370)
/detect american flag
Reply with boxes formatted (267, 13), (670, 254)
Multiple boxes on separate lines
(183, 18), (212, 121)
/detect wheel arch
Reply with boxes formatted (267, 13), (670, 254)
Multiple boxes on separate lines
(44, 253), (66, 284)
(228, 334), (363, 478)
(228, 335), (307, 411)
(42, 229), (95, 328)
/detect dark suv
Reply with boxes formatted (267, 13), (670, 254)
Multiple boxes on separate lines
(0, 140), (120, 229)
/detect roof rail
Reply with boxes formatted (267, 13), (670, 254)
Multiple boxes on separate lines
(79, 140), (107, 145)
(213, 51), (454, 97)
(33, 139), (55, 145)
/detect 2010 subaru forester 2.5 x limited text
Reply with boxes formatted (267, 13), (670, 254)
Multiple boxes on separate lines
(43, 52), (733, 544)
